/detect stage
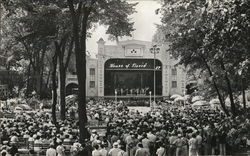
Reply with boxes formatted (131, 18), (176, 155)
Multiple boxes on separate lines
(104, 58), (163, 96)
(102, 95), (164, 99)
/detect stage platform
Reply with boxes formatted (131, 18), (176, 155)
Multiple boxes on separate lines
(102, 95), (164, 99)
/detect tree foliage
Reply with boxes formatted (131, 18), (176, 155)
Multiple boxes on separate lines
(2, 0), (137, 142)
(156, 0), (250, 116)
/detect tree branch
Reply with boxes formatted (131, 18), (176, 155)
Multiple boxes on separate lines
(76, 2), (83, 22)
(22, 41), (36, 70)
(64, 37), (74, 70)
(67, 0), (76, 20)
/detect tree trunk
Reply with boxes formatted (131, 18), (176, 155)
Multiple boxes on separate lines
(31, 69), (36, 93)
(201, 56), (229, 116)
(75, 22), (88, 143)
(52, 42), (59, 126)
(39, 64), (44, 98)
(59, 66), (66, 120)
(45, 70), (51, 90)
(26, 62), (31, 97)
(35, 71), (41, 98)
(220, 60), (237, 116)
(36, 50), (46, 99)
(67, 0), (92, 144)
(58, 35), (73, 121)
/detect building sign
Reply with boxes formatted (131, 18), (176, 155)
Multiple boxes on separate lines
(105, 59), (162, 70)
(66, 75), (78, 84)
(125, 48), (143, 57)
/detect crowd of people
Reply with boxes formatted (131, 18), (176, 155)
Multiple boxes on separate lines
(0, 99), (249, 156)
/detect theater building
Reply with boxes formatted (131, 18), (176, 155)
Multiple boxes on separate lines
(65, 38), (187, 98)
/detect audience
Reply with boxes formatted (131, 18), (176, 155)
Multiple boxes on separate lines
(0, 98), (249, 156)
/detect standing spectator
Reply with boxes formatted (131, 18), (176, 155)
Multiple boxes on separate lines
(181, 133), (188, 156)
(125, 133), (136, 156)
(156, 142), (166, 156)
(70, 139), (82, 156)
(173, 134), (185, 156)
(203, 128), (212, 155)
(169, 132), (177, 156)
(90, 130), (99, 142)
(211, 132), (217, 155)
(63, 134), (72, 152)
(46, 143), (57, 156)
(117, 144), (128, 156)
(82, 141), (93, 156)
(147, 131), (157, 143)
(92, 144), (101, 156)
(110, 133), (119, 146)
(188, 133), (198, 156)
(56, 141), (65, 156)
(99, 144), (108, 156)
(108, 142), (120, 156)
(196, 131), (202, 155)
(34, 136), (43, 155)
(141, 133), (150, 154)
(134, 143), (150, 156)
(218, 130), (226, 155)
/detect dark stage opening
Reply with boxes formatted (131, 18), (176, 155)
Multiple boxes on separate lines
(104, 59), (162, 96)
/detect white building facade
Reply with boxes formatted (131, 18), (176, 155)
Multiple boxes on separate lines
(65, 38), (187, 98)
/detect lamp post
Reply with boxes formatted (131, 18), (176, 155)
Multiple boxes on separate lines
(184, 90), (186, 107)
(183, 71), (187, 107)
(150, 45), (160, 107)
(149, 91), (152, 108)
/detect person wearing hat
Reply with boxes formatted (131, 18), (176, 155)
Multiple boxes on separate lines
(46, 143), (56, 156)
(90, 130), (99, 142)
(108, 142), (120, 156)
(173, 134), (185, 156)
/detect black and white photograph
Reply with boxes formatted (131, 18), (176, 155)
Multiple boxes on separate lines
(0, 0), (250, 155)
